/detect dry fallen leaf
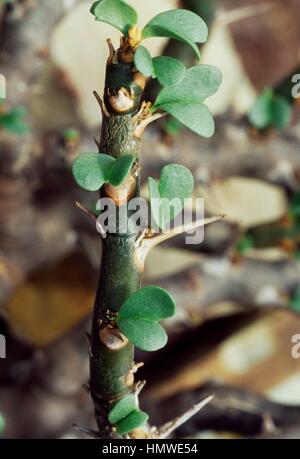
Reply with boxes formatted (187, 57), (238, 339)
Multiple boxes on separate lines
(3, 253), (95, 347)
(149, 311), (300, 403)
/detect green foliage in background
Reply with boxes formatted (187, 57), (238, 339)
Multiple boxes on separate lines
(248, 88), (292, 130)
(63, 128), (80, 142)
(236, 192), (300, 260)
(0, 102), (28, 135)
(236, 234), (254, 255)
(289, 286), (300, 313)
(0, 413), (5, 434)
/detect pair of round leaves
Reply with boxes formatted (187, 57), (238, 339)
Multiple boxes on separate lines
(72, 153), (135, 191)
(248, 88), (292, 130)
(134, 52), (223, 138)
(108, 394), (148, 436)
(90, 1), (222, 138)
(90, 1), (208, 58)
(117, 286), (176, 352)
(153, 64), (222, 138)
(148, 164), (194, 231)
(134, 48), (186, 87)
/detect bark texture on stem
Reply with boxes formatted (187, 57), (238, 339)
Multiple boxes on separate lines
(89, 38), (147, 438)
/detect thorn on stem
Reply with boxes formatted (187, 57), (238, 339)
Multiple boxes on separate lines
(96, 219), (107, 239)
(82, 384), (91, 394)
(134, 112), (166, 139)
(93, 90), (110, 118)
(94, 137), (101, 150)
(75, 201), (97, 222)
(132, 162), (141, 178)
(106, 38), (115, 61)
(262, 413), (278, 434)
(93, 90), (103, 108)
(84, 332), (93, 357)
(134, 380), (146, 397)
(155, 394), (214, 439)
(132, 362), (144, 373)
(73, 424), (101, 438)
(134, 228), (147, 248)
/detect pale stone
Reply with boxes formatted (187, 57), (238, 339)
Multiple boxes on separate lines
(268, 372), (300, 405)
(201, 22), (256, 115)
(145, 247), (201, 280)
(196, 177), (288, 229)
(220, 322), (275, 375)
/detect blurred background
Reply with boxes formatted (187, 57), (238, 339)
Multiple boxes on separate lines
(1, 0), (300, 439)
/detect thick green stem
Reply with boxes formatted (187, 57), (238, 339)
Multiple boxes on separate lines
(90, 234), (142, 436)
(89, 40), (146, 437)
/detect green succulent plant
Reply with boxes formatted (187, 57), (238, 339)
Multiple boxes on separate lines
(73, 0), (221, 438)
